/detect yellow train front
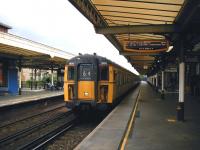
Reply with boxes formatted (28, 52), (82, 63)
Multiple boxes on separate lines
(64, 54), (139, 110)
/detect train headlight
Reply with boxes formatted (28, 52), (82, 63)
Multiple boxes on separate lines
(84, 92), (89, 96)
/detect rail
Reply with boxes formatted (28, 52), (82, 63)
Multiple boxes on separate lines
(0, 104), (66, 129)
(18, 119), (75, 150)
(0, 111), (73, 146)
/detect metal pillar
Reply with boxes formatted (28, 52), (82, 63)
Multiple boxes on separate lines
(57, 69), (59, 82)
(18, 60), (22, 95)
(31, 68), (33, 90)
(156, 74), (158, 87)
(34, 69), (37, 89)
(161, 71), (165, 99)
(51, 67), (54, 86)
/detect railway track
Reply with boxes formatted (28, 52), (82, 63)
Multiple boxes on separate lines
(0, 109), (75, 150)
(0, 104), (66, 129)
(46, 110), (111, 150)
(18, 120), (74, 150)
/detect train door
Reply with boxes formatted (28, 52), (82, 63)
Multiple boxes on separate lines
(77, 64), (95, 100)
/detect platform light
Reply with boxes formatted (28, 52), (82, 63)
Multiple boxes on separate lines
(166, 46), (173, 52)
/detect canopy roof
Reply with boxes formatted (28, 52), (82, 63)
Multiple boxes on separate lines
(0, 32), (75, 69)
(69, 0), (200, 75)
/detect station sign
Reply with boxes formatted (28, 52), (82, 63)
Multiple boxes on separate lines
(165, 68), (177, 72)
(124, 40), (169, 53)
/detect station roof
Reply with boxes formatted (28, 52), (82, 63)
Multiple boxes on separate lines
(0, 32), (75, 69)
(0, 22), (12, 29)
(68, 0), (200, 75)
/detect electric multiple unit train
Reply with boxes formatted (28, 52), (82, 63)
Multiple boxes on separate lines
(64, 54), (140, 110)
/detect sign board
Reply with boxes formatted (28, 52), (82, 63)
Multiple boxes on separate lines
(124, 40), (169, 53)
(165, 68), (177, 72)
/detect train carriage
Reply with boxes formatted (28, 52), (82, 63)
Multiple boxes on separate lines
(64, 54), (140, 110)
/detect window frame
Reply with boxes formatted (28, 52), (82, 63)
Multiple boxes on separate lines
(99, 64), (109, 81)
(67, 65), (75, 80)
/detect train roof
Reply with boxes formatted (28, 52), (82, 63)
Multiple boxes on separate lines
(68, 54), (107, 62)
(67, 54), (137, 75)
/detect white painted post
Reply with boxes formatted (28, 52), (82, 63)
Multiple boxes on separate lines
(161, 71), (165, 99)
(177, 62), (185, 121)
(161, 71), (164, 91)
(155, 73), (158, 92)
(179, 62), (185, 103)
(51, 69), (54, 86)
(152, 76), (154, 86)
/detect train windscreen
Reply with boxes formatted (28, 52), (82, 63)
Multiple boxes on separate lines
(78, 64), (93, 81)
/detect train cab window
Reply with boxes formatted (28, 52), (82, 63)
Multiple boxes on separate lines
(99, 65), (108, 80)
(68, 66), (74, 80)
(78, 64), (93, 80)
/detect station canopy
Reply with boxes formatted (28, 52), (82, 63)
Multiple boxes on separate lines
(0, 32), (75, 69)
(69, 0), (199, 75)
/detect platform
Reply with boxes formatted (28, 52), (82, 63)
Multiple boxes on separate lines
(75, 81), (200, 150)
(0, 90), (63, 108)
(126, 82), (200, 150)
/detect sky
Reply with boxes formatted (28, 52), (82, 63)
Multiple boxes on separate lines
(0, 0), (138, 75)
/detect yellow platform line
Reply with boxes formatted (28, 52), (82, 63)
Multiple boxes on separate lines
(120, 89), (141, 150)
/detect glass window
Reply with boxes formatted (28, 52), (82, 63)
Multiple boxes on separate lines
(113, 70), (117, 82)
(68, 66), (74, 80)
(99, 65), (108, 80)
(78, 64), (93, 80)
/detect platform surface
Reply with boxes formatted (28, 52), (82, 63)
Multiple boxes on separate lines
(75, 81), (200, 150)
(75, 86), (140, 150)
(126, 82), (200, 150)
(0, 90), (63, 108)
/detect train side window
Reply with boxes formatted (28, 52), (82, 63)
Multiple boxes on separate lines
(113, 70), (117, 82)
(99, 65), (108, 80)
(123, 74), (125, 84)
(68, 66), (74, 80)
(121, 73), (123, 85)
(119, 73), (122, 85)
(117, 73), (120, 85)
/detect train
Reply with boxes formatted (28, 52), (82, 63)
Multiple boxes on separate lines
(64, 54), (140, 110)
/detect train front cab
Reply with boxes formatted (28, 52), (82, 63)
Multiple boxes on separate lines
(64, 62), (115, 109)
